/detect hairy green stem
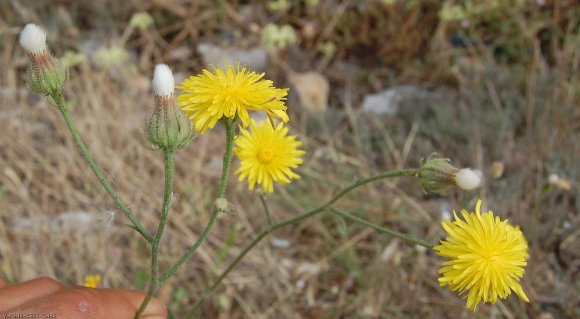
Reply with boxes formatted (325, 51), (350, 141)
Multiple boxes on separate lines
(52, 91), (153, 243)
(260, 194), (273, 228)
(217, 119), (236, 198)
(330, 208), (433, 248)
(134, 150), (175, 318)
(186, 168), (418, 316)
(159, 119), (236, 284)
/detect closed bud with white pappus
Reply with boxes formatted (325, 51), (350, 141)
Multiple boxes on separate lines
(418, 154), (481, 194)
(454, 168), (481, 191)
(19, 24), (68, 97)
(152, 64), (174, 97)
(145, 64), (192, 151)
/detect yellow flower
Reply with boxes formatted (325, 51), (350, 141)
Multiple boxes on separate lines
(84, 274), (101, 288)
(434, 199), (529, 311)
(177, 64), (289, 134)
(235, 120), (305, 193)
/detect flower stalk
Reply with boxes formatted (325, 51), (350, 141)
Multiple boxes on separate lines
(52, 91), (153, 242)
(159, 118), (236, 284)
(186, 168), (419, 316)
(136, 64), (192, 317)
(330, 208), (433, 248)
(19, 24), (152, 242)
(135, 149), (175, 318)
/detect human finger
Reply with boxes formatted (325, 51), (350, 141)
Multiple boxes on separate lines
(0, 278), (7, 288)
(14, 286), (167, 319)
(0, 277), (64, 311)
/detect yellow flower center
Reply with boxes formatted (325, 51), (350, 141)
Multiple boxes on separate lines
(222, 84), (235, 96)
(257, 148), (275, 163)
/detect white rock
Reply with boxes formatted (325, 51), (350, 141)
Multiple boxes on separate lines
(295, 279), (306, 289)
(362, 85), (431, 116)
(271, 237), (291, 248)
(288, 71), (329, 114)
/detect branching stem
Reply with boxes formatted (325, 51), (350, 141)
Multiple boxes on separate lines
(52, 91), (153, 243)
(186, 168), (418, 316)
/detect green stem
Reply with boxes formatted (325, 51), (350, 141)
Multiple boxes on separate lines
(52, 91), (153, 243)
(134, 149), (175, 319)
(217, 119), (236, 198)
(186, 168), (418, 316)
(330, 208), (433, 248)
(159, 119), (236, 284)
(260, 194), (273, 228)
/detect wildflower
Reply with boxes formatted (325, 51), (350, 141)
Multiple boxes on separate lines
(434, 199), (529, 311)
(84, 275), (101, 288)
(235, 120), (304, 193)
(267, 0), (290, 12)
(129, 12), (154, 30)
(418, 154), (481, 194)
(94, 46), (129, 68)
(145, 64), (192, 151)
(318, 41), (336, 58)
(19, 23), (67, 97)
(177, 64), (289, 134)
(260, 23), (297, 51)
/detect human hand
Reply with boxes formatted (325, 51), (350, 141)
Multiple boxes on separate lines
(0, 277), (166, 319)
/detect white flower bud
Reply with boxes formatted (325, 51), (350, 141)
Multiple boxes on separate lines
(152, 64), (174, 96)
(20, 23), (47, 54)
(146, 65), (192, 151)
(455, 169), (481, 191)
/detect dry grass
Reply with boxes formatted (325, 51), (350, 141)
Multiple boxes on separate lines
(1, 1), (579, 318)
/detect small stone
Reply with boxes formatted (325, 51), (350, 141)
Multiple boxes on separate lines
(271, 237), (291, 248)
(287, 71), (329, 114)
(362, 85), (432, 116)
(489, 161), (505, 179)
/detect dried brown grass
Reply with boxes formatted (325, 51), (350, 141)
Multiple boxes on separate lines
(1, 1), (579, 318)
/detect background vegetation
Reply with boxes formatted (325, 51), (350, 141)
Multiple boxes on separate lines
(0, 0), (578, 318)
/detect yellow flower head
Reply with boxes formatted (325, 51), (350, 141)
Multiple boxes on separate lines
(434, 199), (529, 311)
(177, 64), (289, 134)
(235, 119), (305, 193)
(84, 274), (101, 288)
